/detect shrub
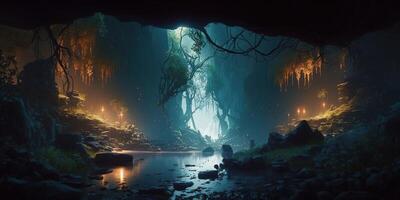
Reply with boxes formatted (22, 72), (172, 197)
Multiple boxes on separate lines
(34, 146), (88, 174)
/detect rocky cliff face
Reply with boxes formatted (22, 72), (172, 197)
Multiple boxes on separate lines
(0, 58), (60, 147)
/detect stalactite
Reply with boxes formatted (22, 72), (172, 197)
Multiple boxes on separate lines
(55, 16), (116, 92)
(279, 57), (322, 91)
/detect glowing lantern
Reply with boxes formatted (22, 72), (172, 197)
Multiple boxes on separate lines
(322, 102), (326, 108)
(302, 108), (306, 114)
(297, 108), (301, 115)
(101, 106), (105, 113)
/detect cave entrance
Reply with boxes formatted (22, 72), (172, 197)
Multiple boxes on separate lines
(173, 27), (221, 140)
(181, 73), (221, 140)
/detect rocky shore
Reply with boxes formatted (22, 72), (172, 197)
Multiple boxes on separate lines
(183, 114), (400, 200)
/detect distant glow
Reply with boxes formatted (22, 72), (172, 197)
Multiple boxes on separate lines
(173, 26), (220, 140)
(173, 27), (188, 38)
(297, 108), (301, 115)
(302, 108), (306, 114)
(190, 105), (220, 140)
(185, 69), (220, 140)
(101, 106), (105, 113)
(322, 102), (326, 108)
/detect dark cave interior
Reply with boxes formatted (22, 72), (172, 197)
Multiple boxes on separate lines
(1, 1), (400, 200)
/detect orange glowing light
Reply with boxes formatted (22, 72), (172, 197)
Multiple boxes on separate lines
(297, 108), (301, 115)
(278, 56), (322, 90)
(101, 106), (105, 113)
(322, 102), (326, 108)
(302, 108), (306, 114)
(119, 112), (123, 118)
(119, 168), (124, 183)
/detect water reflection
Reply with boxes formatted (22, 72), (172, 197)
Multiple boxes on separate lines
(119, 168), (124, 184)
(99, 151), (262, 197)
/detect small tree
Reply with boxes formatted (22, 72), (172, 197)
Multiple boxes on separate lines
(158, 53), (189, 106)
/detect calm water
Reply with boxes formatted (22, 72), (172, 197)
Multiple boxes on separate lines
(99, 151), (265, 198)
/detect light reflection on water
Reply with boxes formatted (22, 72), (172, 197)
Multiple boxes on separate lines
(100, 151), (250, 196)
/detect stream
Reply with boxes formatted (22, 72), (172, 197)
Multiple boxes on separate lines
(96, 151), (266, 198)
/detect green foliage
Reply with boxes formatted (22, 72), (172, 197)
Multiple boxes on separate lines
(158, 53), (189, 105)
(263, 145), (313, 161)
(188, 29), (206, 55)
(233, 147), (263, 161)
(234, 145), (314, 162)
(165, 54), (189, 88)
(34, 147), (88, 174)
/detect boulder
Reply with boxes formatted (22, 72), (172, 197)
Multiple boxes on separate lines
(267, 132), (285, 149)
(88, 175), (103, 180)
(221, 144), (233, 159)
(286, 120), (324, 146)
(202, 146), (214, 155)
(94, 153), (133, 166)
(198, 170), (218, 179)
(173, 181), (194, 190)
(263, 121), (324, 151)
(19, 58), (58, 106)
(92, 167), (113, 175)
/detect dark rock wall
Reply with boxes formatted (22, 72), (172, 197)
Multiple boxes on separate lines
(0, 58), (60, 147)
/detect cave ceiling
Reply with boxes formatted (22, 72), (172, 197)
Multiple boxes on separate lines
(0, 1), (399, 46)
